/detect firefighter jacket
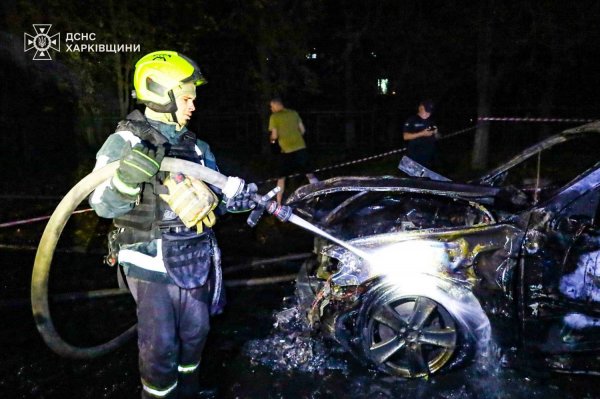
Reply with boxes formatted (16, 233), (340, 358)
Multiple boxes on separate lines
(89, 110), (222, 292)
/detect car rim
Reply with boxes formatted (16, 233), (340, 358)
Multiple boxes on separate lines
(365, 295), (457, 377)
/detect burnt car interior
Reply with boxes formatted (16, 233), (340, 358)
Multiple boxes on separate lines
(519, 180), (600, 356)
(304, 191), (494, 240)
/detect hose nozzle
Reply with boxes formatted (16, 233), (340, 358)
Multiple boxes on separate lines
(265, 201), (292, 222)
(247, 187), (278, 227)
(246, 187), (293, 226)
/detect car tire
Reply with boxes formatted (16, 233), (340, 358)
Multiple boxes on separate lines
(355, 285), (476, 378)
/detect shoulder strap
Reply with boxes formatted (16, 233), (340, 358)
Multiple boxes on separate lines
(181, 130), (197, 144)
(116, 110), (168, 147)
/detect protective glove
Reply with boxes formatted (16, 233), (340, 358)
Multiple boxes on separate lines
(225, 183), (258, 212)
(112, 143), (165, 196)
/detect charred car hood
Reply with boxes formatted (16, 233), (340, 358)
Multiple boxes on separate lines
(286, 176), (529, 223)
(286, 176), (527, 290)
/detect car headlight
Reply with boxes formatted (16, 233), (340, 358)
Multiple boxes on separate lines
(324, 246), (368, 286)
(324, 239), (467, 287)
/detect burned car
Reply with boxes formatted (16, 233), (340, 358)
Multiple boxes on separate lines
(287, 122), (600, 378)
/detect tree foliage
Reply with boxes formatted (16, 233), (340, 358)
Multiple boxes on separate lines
(3, 0), (600, 181)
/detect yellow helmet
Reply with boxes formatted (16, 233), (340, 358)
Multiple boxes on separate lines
(133, 50), (207, 113)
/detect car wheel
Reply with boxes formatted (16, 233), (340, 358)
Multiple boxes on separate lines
(357, 290), (467, 378)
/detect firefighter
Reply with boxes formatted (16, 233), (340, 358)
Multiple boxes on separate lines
(89, 50), (256, 398)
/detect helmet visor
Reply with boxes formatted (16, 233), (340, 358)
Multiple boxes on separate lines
(180, 54), (207, 86)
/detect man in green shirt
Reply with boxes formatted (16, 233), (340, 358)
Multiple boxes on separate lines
(268, 97), (318, 204)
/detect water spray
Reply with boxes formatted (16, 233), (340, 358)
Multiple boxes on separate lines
(31, 158), (370, 359)
(251, 188), (496, 370)
(247, 186), (371, 260)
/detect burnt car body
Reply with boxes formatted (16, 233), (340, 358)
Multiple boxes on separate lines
(288, 122), (600, 378)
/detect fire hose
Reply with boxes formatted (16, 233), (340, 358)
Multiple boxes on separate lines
(32, 158), (234, 359)
(32, 157), (364, 359)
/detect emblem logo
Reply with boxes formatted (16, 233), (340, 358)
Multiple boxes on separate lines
(24, 24), (60, 61)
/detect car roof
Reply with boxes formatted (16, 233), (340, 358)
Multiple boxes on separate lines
(476, 121), (600, 185)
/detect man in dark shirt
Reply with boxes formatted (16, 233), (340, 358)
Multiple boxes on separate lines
(403, 99), (440, 168)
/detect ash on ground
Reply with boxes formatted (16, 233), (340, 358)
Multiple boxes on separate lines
(243, 298), (349, 373)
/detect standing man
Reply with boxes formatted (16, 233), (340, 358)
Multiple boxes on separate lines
(89, 50), (255, 399)
(268, 97), (318, 204)
(402, 99), (440, 168)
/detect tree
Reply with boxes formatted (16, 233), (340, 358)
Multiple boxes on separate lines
(217, 0), (322, 154)
(472, 0), (495, 170)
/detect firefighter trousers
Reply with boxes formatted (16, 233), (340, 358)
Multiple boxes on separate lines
(127, 276), (211, 399)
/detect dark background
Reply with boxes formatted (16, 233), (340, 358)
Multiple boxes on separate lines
(2, 1), (600, 397)
(2, 0), (600, 193)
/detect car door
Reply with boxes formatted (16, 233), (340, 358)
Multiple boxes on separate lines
(520, 174), (600, 354)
